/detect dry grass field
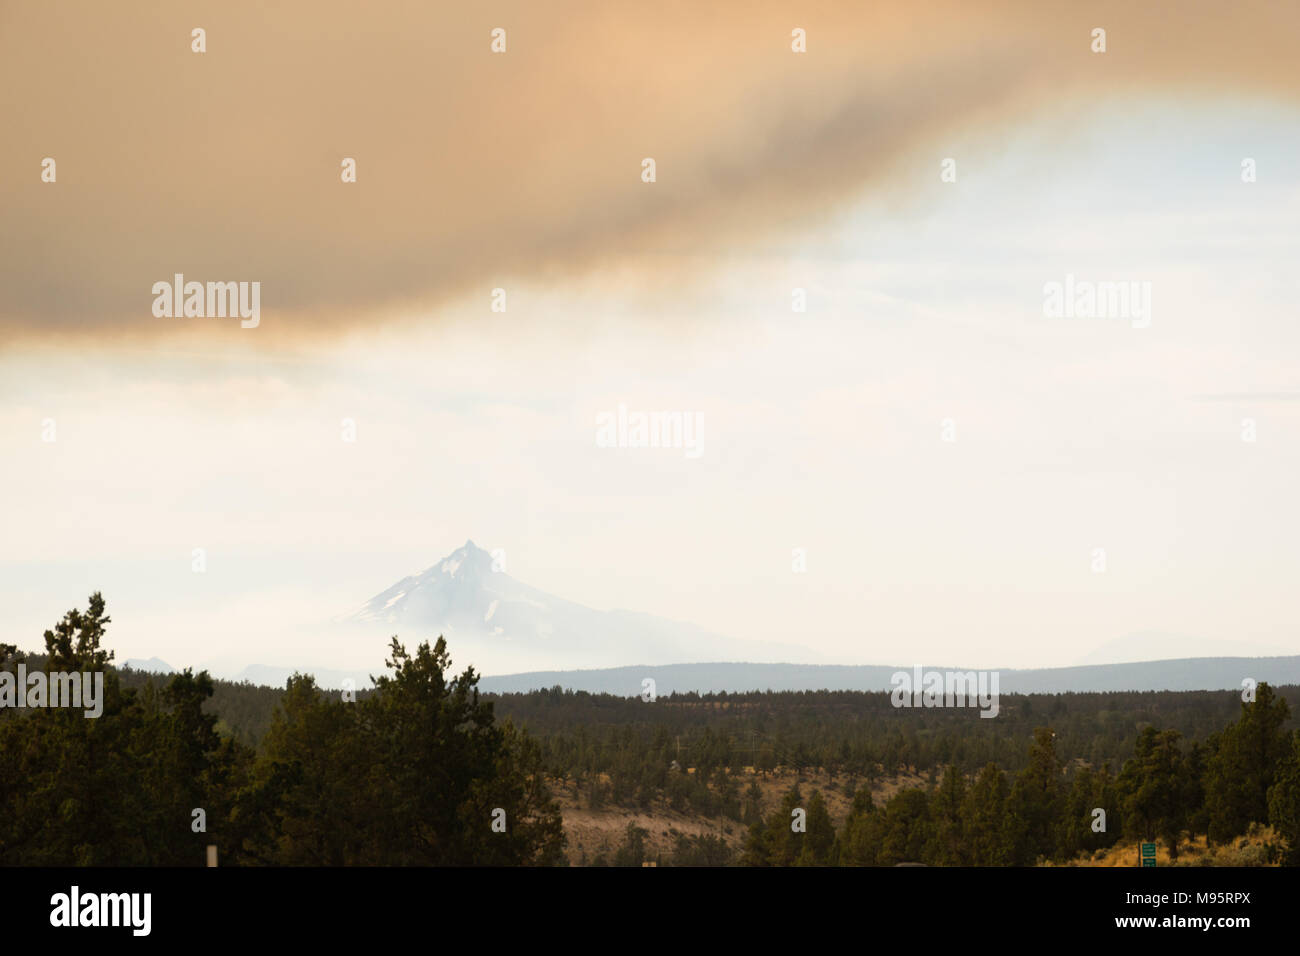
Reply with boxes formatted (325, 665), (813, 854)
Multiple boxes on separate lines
(551, 770), (1285, 866)
(1050, 826), (1283, 867)
(551, 768), (930, 865)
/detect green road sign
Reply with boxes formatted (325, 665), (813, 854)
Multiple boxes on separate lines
(1141, 842), (1156, 857)
(1142, 859), (1157, 867)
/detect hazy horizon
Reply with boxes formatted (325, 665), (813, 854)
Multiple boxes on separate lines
(4, 2), (1299, 678)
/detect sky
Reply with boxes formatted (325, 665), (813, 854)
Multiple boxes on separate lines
(2, 2), (1299, 677)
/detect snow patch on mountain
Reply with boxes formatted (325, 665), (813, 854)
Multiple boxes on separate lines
(339, 539), (812, 673)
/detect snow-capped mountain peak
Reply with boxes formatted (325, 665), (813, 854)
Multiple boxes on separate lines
(338, 540), (807, 672)
(345, 541), (527, 629)
(433, 539), (493, 582)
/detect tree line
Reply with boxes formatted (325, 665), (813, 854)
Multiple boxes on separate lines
(0, 594), (563, 865)
(3, 594), (1298, 865)
(745, 691), (1300, 866)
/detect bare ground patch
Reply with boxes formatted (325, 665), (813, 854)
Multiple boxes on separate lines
(551, 767), (930, 865)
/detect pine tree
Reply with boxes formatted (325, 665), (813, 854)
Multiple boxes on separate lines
(0, 594), (249, 866)
(1205, 683), (1291, 844)
(612, 823), (649, 866)
(743, 784), (805, 866)
(835, 787), (880, 866)
(929, 765), (967, 865)
(962, 763), (1012, 866)
(878, 788), (930, 865)
(245, 635), (565, 865)
(1056, 765), (1097, 861)
(1116, 727), (1187, 858)
(1007, 728), (1061, 863)
(794, 789), (835, 865)
(1267, 731), (1300, 865)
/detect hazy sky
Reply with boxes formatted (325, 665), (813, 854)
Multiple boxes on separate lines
(2, 3), (1299, 676)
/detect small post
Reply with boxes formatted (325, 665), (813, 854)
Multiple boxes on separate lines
(206, 845), (218, 867)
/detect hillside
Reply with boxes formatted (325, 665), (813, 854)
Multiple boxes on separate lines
(478, 657), (1300, 696)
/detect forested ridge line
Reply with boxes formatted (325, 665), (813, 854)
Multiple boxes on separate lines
(80, 655), (1300, 776)
(4, 594), (1299, 866)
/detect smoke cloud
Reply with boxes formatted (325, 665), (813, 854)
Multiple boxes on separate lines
(2, 0), (1298, 343)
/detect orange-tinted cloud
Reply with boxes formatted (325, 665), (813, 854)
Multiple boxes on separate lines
(2, 0), (1298, 344)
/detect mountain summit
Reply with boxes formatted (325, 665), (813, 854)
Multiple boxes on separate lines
(342, 540), (810, 673)
(346, 540), (546, 635)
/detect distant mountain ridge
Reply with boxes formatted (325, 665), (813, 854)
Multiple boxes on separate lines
(337, 539), (812, 673)
(122, 657), (174, 674)
(476, 656), (1300, 696)
(121, 541), (1299, 693)
(108, 655), (1300, 696)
